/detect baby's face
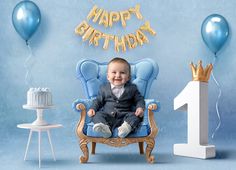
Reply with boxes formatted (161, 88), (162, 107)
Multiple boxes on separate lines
(107, 62), (130, 86)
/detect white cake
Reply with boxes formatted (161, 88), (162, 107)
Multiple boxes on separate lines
(27, 88), (53, 107)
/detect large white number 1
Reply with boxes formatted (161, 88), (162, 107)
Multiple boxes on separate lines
(173, 81), (215, 159)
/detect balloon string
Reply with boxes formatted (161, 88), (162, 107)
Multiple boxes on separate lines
(88, 0), (96, 5)
(211, 56), (222, 139)
(24, 44), (33, 87)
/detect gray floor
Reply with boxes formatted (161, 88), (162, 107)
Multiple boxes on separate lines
(0, 128), (235, 170)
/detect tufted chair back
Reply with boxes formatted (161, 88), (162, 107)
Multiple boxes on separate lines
(76, 58), (158, 99)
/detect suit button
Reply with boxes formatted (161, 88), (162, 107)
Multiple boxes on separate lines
(111, 112), (116, 116)
(116, 100), (119, 103)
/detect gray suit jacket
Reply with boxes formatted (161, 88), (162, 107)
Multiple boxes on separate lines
(91, 82), (145, 115)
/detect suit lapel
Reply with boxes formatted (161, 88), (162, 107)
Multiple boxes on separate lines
(118, 83), (129, 99)
(107, 83), (118, 99)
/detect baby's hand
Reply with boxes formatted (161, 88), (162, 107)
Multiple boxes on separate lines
(135, 107), (144, 117)
(87, 109), (96, 117)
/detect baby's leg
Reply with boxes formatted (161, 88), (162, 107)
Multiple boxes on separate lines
(92, 112), (112, 138)
(118, 112), (143, 138)
(118, 121), (132, 138)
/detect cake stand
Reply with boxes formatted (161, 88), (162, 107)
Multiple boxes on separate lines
(23, 105), (54, 126)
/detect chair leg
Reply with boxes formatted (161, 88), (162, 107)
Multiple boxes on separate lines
(145, 138), (155, 163)
(138, 142), (144, 154)
(79, 139), (89, 163)
(91, 142), (96, 154)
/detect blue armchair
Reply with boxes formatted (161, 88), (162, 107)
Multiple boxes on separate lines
(72, 58), (160, 163)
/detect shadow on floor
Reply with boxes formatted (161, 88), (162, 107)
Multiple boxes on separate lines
(24, 158), (78, 168)
(85, 152), (174, 164)
(215, 149), (236, 159)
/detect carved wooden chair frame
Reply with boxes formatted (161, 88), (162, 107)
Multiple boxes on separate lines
(75, 102), (158, 163)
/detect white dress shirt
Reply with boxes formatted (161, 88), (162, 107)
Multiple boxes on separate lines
(111, 84), (124, 99)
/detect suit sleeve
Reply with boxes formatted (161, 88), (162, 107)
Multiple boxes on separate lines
(90, 86), (105, 112)
(133, 85), (145, 110)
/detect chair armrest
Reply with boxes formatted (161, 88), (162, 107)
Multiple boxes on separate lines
(145, 99), (160, 112)
(72, 99), (93, 112)
(72, 99), (93, 138)
(144, 99), (160, 138)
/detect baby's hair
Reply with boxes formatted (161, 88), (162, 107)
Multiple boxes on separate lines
(108, 57), (131, 75)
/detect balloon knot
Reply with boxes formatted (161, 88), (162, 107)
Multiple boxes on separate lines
(214, 53), (217, 58)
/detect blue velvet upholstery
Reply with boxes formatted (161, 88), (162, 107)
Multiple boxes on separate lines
(73, 58), (160, 138)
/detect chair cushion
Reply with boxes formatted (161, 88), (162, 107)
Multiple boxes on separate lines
(86, 122), (150, 138)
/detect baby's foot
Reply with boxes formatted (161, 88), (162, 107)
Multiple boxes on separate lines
(93, 123), (112, 138)
(118, 121), (132, 138)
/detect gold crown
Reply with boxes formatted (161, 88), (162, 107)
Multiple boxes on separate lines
(190, 60), (213, 82)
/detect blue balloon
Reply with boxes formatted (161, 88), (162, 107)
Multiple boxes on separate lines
(201, 14), (229, 54)
(12, 1), (41, 44)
